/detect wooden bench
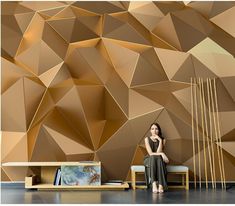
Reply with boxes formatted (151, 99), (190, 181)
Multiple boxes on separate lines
(131, 165), (189, 190)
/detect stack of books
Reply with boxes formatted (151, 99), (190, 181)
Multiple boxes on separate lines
(53, 168), (61, 185)
(103, 180), (123, 185)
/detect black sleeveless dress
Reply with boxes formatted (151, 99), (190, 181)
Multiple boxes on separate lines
(143, 137), (168, 189)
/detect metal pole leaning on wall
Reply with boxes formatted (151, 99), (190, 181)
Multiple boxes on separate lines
(191, 78), (197, 189)
(198, 78), (208, 188)
(194, 78), (201, 188)
(191, 77), (227, 189)
(209, 78), (223, 189)
(213, 78), (226, 189)
(207, 78), (216, 189)
(201, 78), (214, 189)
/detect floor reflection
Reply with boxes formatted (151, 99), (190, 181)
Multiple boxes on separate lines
(1, 184), (235, 204)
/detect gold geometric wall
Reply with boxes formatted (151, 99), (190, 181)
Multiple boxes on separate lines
(1, 1), (235, 182)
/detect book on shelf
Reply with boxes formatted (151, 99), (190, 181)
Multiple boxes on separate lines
(53, 168), (59, 185)
(53, 168), (61, 186)
(103, 182), (123, 185)
(103, 180), (123, 185)
(79, 161), (99, 163)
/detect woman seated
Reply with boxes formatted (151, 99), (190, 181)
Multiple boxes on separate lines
(144, 123), (169, 193)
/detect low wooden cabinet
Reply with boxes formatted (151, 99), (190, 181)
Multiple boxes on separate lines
(2, 162), (129, 190)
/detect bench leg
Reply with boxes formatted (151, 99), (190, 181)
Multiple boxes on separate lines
(186, 171), (189, 190)
(182, 173), (185, 186)
(131, 170), (136, 190)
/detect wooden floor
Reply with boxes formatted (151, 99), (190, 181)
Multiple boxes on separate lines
(1, 183), (235, 204)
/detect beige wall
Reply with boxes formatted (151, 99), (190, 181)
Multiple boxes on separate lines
(1, 1), (235, 182)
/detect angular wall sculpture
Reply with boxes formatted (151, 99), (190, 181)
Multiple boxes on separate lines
(1, 1), (235, 182)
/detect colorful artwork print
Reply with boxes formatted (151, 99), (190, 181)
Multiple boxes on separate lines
(61, 165), (101, 186)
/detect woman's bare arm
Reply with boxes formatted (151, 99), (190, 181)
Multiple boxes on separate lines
(145, 137), (162, 156)
(145, 137), (153, 155)
(154, 139), (169, 163)
(156, 137), (166, 152)
(156, 138), (163, 153)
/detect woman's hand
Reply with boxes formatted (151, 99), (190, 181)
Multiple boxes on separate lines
(150, 152), (169, 163)
(156, 136), (162, 141)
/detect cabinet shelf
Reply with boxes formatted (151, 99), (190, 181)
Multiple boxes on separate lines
(2, 162), (129, 190)
(26, 182), (129, 190)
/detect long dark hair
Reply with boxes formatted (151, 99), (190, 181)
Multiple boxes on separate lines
(150, 123), (164, 139)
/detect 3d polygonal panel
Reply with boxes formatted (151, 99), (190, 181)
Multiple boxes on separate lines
(1, 1), (235, 182)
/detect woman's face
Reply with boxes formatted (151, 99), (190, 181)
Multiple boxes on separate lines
(150, 124), (159, 136)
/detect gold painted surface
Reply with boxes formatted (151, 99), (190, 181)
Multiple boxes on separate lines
(1, 1), (235, 182)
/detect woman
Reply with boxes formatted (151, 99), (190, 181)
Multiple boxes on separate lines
(144, 123), (169, 193)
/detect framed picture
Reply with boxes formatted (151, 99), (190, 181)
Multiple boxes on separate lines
(61, 165), (101, 186)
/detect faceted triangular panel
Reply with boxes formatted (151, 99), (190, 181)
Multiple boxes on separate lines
(48, 18), (99, 43)
(102, 38), (138, 87)
(155, 109), (182, 140)
(65, 48), (104, 85)
(2, 134), (28, 163)
(16, 40), (63, 75)
(131, 55), (166, 87)
(170, 12), (209, 51)
(1, 168), (11, 181)
(220, 142), (235, 157)
(188, 1), (235, 18)
(97, 123), (136, 180)
(128, 2), (164, 31)
(153, 1), (185, 15)
(30, 125), (66, 161)
(39, 62), (63, 87)
(56, 86), (94, 149)
(23, 77), (46, 129)
(16, 13), (46, 55)
(130, 109), (163, 144)
(44, 125), (93, 155)
(72, 1), (126, 14)
(210, 6), (235, 38)
(171, 8), (213, 35)
(2, 79), (27, 132)
(152, 13), (182, 50)
(76, 85), (106, 150)
(103, 14), (150, 45)
(220, 77), (235, 102)
(1, 57), (34, 93)
(105, 70), (129, 116)
(99, 90), (128, 148)
(1, 166), (28, 181)
(15, 12), (35, 33)
(1, 1), (235, 182)
(155, 48), (191, 80)
(1, 132), (26, 161)
(129, 89), (163, 119)
(38, 6), (66, 19)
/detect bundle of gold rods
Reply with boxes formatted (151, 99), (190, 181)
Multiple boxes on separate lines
(191, 77), (226, 189)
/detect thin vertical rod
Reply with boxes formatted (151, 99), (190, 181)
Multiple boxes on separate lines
(202, 78), (213, 189)
(213, 78), (226, 189)
(207, 78), (216, 188)
(209, 78), (223, 188)
(198, 78), (208, 188)
(194, 78), (201, 188)
(191, 77), (197, 189)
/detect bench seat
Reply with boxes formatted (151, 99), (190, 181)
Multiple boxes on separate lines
(131, 165), (189, 190)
